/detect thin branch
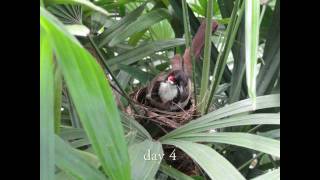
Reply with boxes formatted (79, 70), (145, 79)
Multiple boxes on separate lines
(238, 152), (264, 171)
(87, 35), (140, 114)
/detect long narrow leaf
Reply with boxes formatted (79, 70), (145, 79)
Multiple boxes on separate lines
(163, 140), (245, 180)
(205, 0), (244, 113)
(149, 19), (175, 41)
(60, 127), (87, 141)
(41, 7), (131, 179)
(47, 0), (111, 16)
(129, 140), (163, 180)
(199, 0), (213, 114)
(245, 0), (260, 107)
(161, 113), (279, 140)
(229, 20), (246, 103)
(217, 0), (234, 18)
(160, 94), (280, 140)
(54, 65), (62, 134)
(121, 113), (152, 140)
(107, 39), (185, 70)
(189, 94), (279, 126)
(55, 136), (106, 179)
(98, 3), (146, 47)
(55, 171), (76, 180)
(48, 4), (82, 25)
(40, 29), (55, 180)
(109, 9), (171, 46)
(118, 64), (155, 85)
(257, 129), (280, 139)
(159, 163), (193, 180)
(252, 168), (280, 180)
(181, 0), (198, 105)
(173, 132), (280, 157)
(257, 0), (280, 96)
(74, 149), (101, 169)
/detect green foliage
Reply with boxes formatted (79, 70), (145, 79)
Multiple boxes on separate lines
(199, 0), (214, 114)
(245, 0), (260, 107)
(40, 0), (280, 179)
(41, 7), (130, 179)
(55, 135), (106, 179)
(40, 26), (55, 180)
(205, 0), (244, 113)
(159, 163), (194, 180)
(109, 8), (171, 46)
(129, 140), (163, 180)
(163, 139), (246, 180)
(252, 168), (280, 180)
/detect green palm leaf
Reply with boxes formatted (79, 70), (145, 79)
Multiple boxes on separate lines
(109, 8), (171, 46)
(245, 0), (260, 107)
(160, 94), (279, 140)
(171, 132), (280, 157)
(41, 7), (131, 179)
(163, 140), (246, 180)
(40, 28), (55, 180)
(252, 168), (280, 180)
(129, 140), (163, 180)
(55, 136), (106, 180)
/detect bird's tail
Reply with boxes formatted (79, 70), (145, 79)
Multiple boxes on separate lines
(170, 20), (218, 77)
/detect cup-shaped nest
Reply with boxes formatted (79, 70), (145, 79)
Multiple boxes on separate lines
(127, 87), (196, 129)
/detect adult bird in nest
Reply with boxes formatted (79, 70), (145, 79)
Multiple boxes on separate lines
(146, 20), (218, 111)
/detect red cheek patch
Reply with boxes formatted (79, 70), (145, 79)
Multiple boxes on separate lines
(168, 75), (176, 82)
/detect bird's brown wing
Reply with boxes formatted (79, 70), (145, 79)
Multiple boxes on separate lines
(180, 82), (190, 103)
(146, 72), (170, 109)
(171, 54), (183, 71)
(182, 20), (219, 77)
(147, 72), (167, 98)
(170, 79), (192, 111)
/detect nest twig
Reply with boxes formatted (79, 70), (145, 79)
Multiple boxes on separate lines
(126, 87), (197, 129)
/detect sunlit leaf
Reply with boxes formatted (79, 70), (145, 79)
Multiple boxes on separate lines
(41, 7), (131, 179)
(55, 136), (106, 179)
(129, 140), (163, 180)
(163, 140), (245, 180)
(245, 0), (260, 108)
(109, 8), (171, 46)
(40, 28), (55, 180)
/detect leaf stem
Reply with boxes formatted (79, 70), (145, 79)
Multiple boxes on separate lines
(199, 0), (213, 114)
(259, 4), (267, 26)
(181, 0), (197, 106)
(238, 152), (263, 171)
(205, 0), (244, 114)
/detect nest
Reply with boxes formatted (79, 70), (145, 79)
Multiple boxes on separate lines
(127, 87), (197, 129)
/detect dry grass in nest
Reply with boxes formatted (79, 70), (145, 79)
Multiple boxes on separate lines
(126, 86), (197, 129)
(125, 87), (201, 176)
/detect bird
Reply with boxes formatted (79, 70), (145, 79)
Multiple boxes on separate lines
(146, 20), (218, 111)
(146, 68), (192, 111)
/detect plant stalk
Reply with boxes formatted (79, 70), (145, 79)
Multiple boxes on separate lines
(181, 0), (197, 106)
(205, 0), (244, 114)
(238, 152), (264, 171)
(199, 0), (213, 114)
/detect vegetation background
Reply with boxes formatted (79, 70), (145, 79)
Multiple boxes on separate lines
(40, 0), (280, 179)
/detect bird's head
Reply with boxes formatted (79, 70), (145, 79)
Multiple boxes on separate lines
(167, 74), (176, 85)
(166, 70), (188, 87)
